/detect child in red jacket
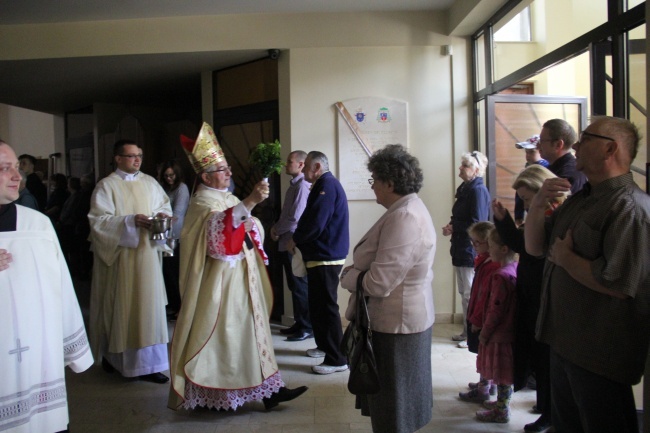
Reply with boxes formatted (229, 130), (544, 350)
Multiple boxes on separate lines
(475, 228), (518, 423)
(459, 222), (500, 402)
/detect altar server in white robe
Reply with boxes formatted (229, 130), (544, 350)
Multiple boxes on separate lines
(0, 140), (93, 433)
(88, 139), (172, 384)
(168, 123), (307, 411)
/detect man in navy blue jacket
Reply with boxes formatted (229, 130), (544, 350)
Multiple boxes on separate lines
(288, 151), (350, 374)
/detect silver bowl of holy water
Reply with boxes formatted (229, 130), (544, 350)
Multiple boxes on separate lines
(148, 215), (173, 240)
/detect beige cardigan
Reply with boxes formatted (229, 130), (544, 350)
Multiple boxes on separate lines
(341, 193), (436, 334)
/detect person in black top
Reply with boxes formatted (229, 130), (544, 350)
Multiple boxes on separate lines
(537, 119), (587, 194)
(18, 153), (47, 211)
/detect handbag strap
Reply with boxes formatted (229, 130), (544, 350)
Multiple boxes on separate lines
(355, 271), (372, 335)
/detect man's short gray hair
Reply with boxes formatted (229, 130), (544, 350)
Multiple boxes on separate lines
(592, 115), (641, 162)
(291, 150), (308, 162)
(307, 151), (329, 171)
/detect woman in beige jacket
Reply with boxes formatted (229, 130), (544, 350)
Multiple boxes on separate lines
(340, 144), (436, 433)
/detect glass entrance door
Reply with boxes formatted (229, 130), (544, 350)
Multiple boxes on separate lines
(485, 94), (587, 215)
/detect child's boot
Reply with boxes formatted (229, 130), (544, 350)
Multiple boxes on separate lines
(468, 379), (497, 396)
(460, 379), (491, 402)
(476, 384), (512, 423)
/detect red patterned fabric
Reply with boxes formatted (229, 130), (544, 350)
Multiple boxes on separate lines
(206, 207), (268, 266)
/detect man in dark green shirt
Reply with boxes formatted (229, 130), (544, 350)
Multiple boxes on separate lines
(525, 116), (650, 433)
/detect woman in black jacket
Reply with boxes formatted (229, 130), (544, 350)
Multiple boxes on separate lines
(442, 151), (490, 346)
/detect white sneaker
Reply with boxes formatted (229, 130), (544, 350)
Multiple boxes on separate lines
(306, 348), (326, 358)
(457, 340), (468, 349)
(312, 363), (348, 375)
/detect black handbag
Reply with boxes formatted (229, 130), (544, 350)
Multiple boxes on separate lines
(341, 271), (380, 395)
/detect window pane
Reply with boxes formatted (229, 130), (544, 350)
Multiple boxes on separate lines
(494, 7), (531, 42)
(627, 0), (644, 11)
(475, 34), (486, 91)
(629, 29), (646, 190)
(494, 0), (608, 81)
(477, 99), (487, 152)
(525, 51), (591, 108)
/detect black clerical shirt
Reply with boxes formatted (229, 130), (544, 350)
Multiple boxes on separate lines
(0, 203), (17, 231)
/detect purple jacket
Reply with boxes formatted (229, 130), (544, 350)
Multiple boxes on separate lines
(273, 173), (311, 252)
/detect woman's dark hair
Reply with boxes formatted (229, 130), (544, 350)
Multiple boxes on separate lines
(52, 173), (68, 190)
(68, 177), (81, 192)
(158, 160), (184, 192)
(367, 144), (423, 195)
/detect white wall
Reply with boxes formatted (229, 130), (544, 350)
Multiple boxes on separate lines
(283, 44), (471, 322)
(0, 103), (65, 172)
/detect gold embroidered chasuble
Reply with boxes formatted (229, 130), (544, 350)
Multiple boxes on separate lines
(168, 187), (281, 410)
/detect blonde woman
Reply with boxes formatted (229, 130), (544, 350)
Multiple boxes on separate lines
(491, 164), (567, 432)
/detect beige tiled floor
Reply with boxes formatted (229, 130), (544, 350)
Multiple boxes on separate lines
(66, 320), (542, 433)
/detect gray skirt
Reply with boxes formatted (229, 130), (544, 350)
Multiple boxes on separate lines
(356, 326), (433, 433)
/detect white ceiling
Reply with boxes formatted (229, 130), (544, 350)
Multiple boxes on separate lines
(0, 0), (457, 24)
(0, 0), (458, 114)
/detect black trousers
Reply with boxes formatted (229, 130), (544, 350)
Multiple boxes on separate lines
(531, 340), (551, 416)
(162, 244), (181, 313)
(306, 264), (346, 366)
(279, 250), (311, 331)
(550, 350), (638, 433)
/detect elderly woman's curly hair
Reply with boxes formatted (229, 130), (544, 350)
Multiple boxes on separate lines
(367, 144), (423, 195)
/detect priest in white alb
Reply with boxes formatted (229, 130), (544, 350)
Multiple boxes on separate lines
(168, 123), (307, 411)
(0, 140), (93, 433)
(88, 139), (172, 384)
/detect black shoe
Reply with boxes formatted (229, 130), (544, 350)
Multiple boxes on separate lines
(263, 386), (308, 410)
(139, 372), (169, 384)
(286, 331), (314, 342)
(524, 414), (551, 432)
(280, 325), (299, 335)
(101, 357), (115, 373)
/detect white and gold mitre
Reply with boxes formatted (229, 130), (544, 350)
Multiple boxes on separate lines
(180, 122), (225, 173)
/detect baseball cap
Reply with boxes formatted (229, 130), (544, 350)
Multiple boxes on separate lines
(515, 134), (540, 149)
